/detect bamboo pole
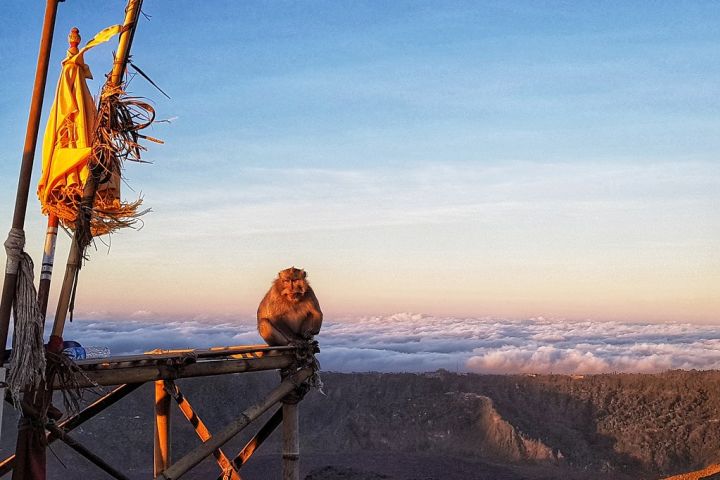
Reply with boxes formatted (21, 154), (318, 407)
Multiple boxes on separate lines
(51, 0), (144, 342)
(0, 0), (60, 361)
(46, 423), (131, 480)
(154, 380), (172, 477)
(282, 403), (300, 480)
(225, 407), (283, 475)
(0, 368), (4, 440)
(2, 0), (59, 474)
(164, 381), (240, 480)
(52, 383), (142, 434)
(54, 352), (295, 388)
(36, 25), (79, 321)
(157, 367), (314, 480)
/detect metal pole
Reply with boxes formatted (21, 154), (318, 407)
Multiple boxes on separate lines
(37, 215), (58, 318)
(282, 403), (300, 480)
(154, 380), (171, 477)
(51, 0), (144, 342)
(0, 0), (60, 359)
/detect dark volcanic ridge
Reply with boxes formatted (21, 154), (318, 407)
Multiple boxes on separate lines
(2, 370), (720, 479)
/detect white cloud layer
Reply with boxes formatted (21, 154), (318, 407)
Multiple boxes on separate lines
(53, 313), (720, 374)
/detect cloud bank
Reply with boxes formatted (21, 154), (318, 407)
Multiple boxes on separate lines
(54, 313), (720, 374)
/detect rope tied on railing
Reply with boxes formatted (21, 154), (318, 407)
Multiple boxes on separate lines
(4, 228), (47, 406)
(281, 340), (324, 404)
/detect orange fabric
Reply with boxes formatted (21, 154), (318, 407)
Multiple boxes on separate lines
(37, 26), (122, 230)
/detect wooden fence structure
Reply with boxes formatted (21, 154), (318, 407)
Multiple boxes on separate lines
(1, 342), (320, 479)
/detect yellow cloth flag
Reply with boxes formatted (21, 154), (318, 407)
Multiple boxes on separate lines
(37, 25), (127, 235)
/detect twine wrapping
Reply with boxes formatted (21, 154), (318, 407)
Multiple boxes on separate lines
(281, 340), (324, 404)
(4, 227), (25, 275)
(4, 228), (47, 406)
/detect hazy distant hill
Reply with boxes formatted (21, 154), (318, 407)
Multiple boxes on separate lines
(2, 370), (720, 479)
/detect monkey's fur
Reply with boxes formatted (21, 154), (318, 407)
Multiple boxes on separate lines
(257, 267), (323, 346)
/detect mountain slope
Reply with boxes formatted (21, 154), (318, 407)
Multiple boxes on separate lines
(2, 370), (719, 479)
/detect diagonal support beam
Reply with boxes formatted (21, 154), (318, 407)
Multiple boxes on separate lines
(164, 380), (240, 480)
(213, 407), (284, 480)
(230, 407), (283, 475)
(45, 421), (130, 480)
(54, 383), (142, 436)
(0, 383), (141, 475)
(157, 367), (313, 480)
(16, 399), (131, 480)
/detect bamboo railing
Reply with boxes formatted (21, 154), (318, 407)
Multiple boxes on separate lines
(2, 342), (319, 480)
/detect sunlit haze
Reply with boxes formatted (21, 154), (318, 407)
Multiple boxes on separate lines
(1, 1), (718, 358)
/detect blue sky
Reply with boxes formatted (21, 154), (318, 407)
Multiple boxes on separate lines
(1, 1), (718, 326)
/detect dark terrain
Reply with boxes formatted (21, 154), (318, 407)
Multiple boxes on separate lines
(2, 370), (720, 479)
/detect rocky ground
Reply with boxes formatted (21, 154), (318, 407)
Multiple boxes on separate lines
(2, 370), (720, 479)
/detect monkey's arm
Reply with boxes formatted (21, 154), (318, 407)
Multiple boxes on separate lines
(258, 317), (298, 346)
(301, 292), (323, 339)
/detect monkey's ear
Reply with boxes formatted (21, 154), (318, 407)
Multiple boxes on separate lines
(301, 270), (307, 278)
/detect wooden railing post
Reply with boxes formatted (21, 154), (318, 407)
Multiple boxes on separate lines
(154, 380), (171, 478)
(282, 402), (300, 480)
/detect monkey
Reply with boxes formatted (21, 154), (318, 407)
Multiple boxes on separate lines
(257, 267), (323, 346)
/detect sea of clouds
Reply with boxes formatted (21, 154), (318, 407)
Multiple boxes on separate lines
(56, 313), (720, 374)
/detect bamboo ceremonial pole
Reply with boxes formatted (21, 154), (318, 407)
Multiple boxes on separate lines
(51, 0), (144, 342)
(36, 28), (80, 319)
(0, 0), (60, 361)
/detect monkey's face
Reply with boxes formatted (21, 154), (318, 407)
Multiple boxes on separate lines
(276, 267), (309, 303)
(280, 277), (308, 303)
